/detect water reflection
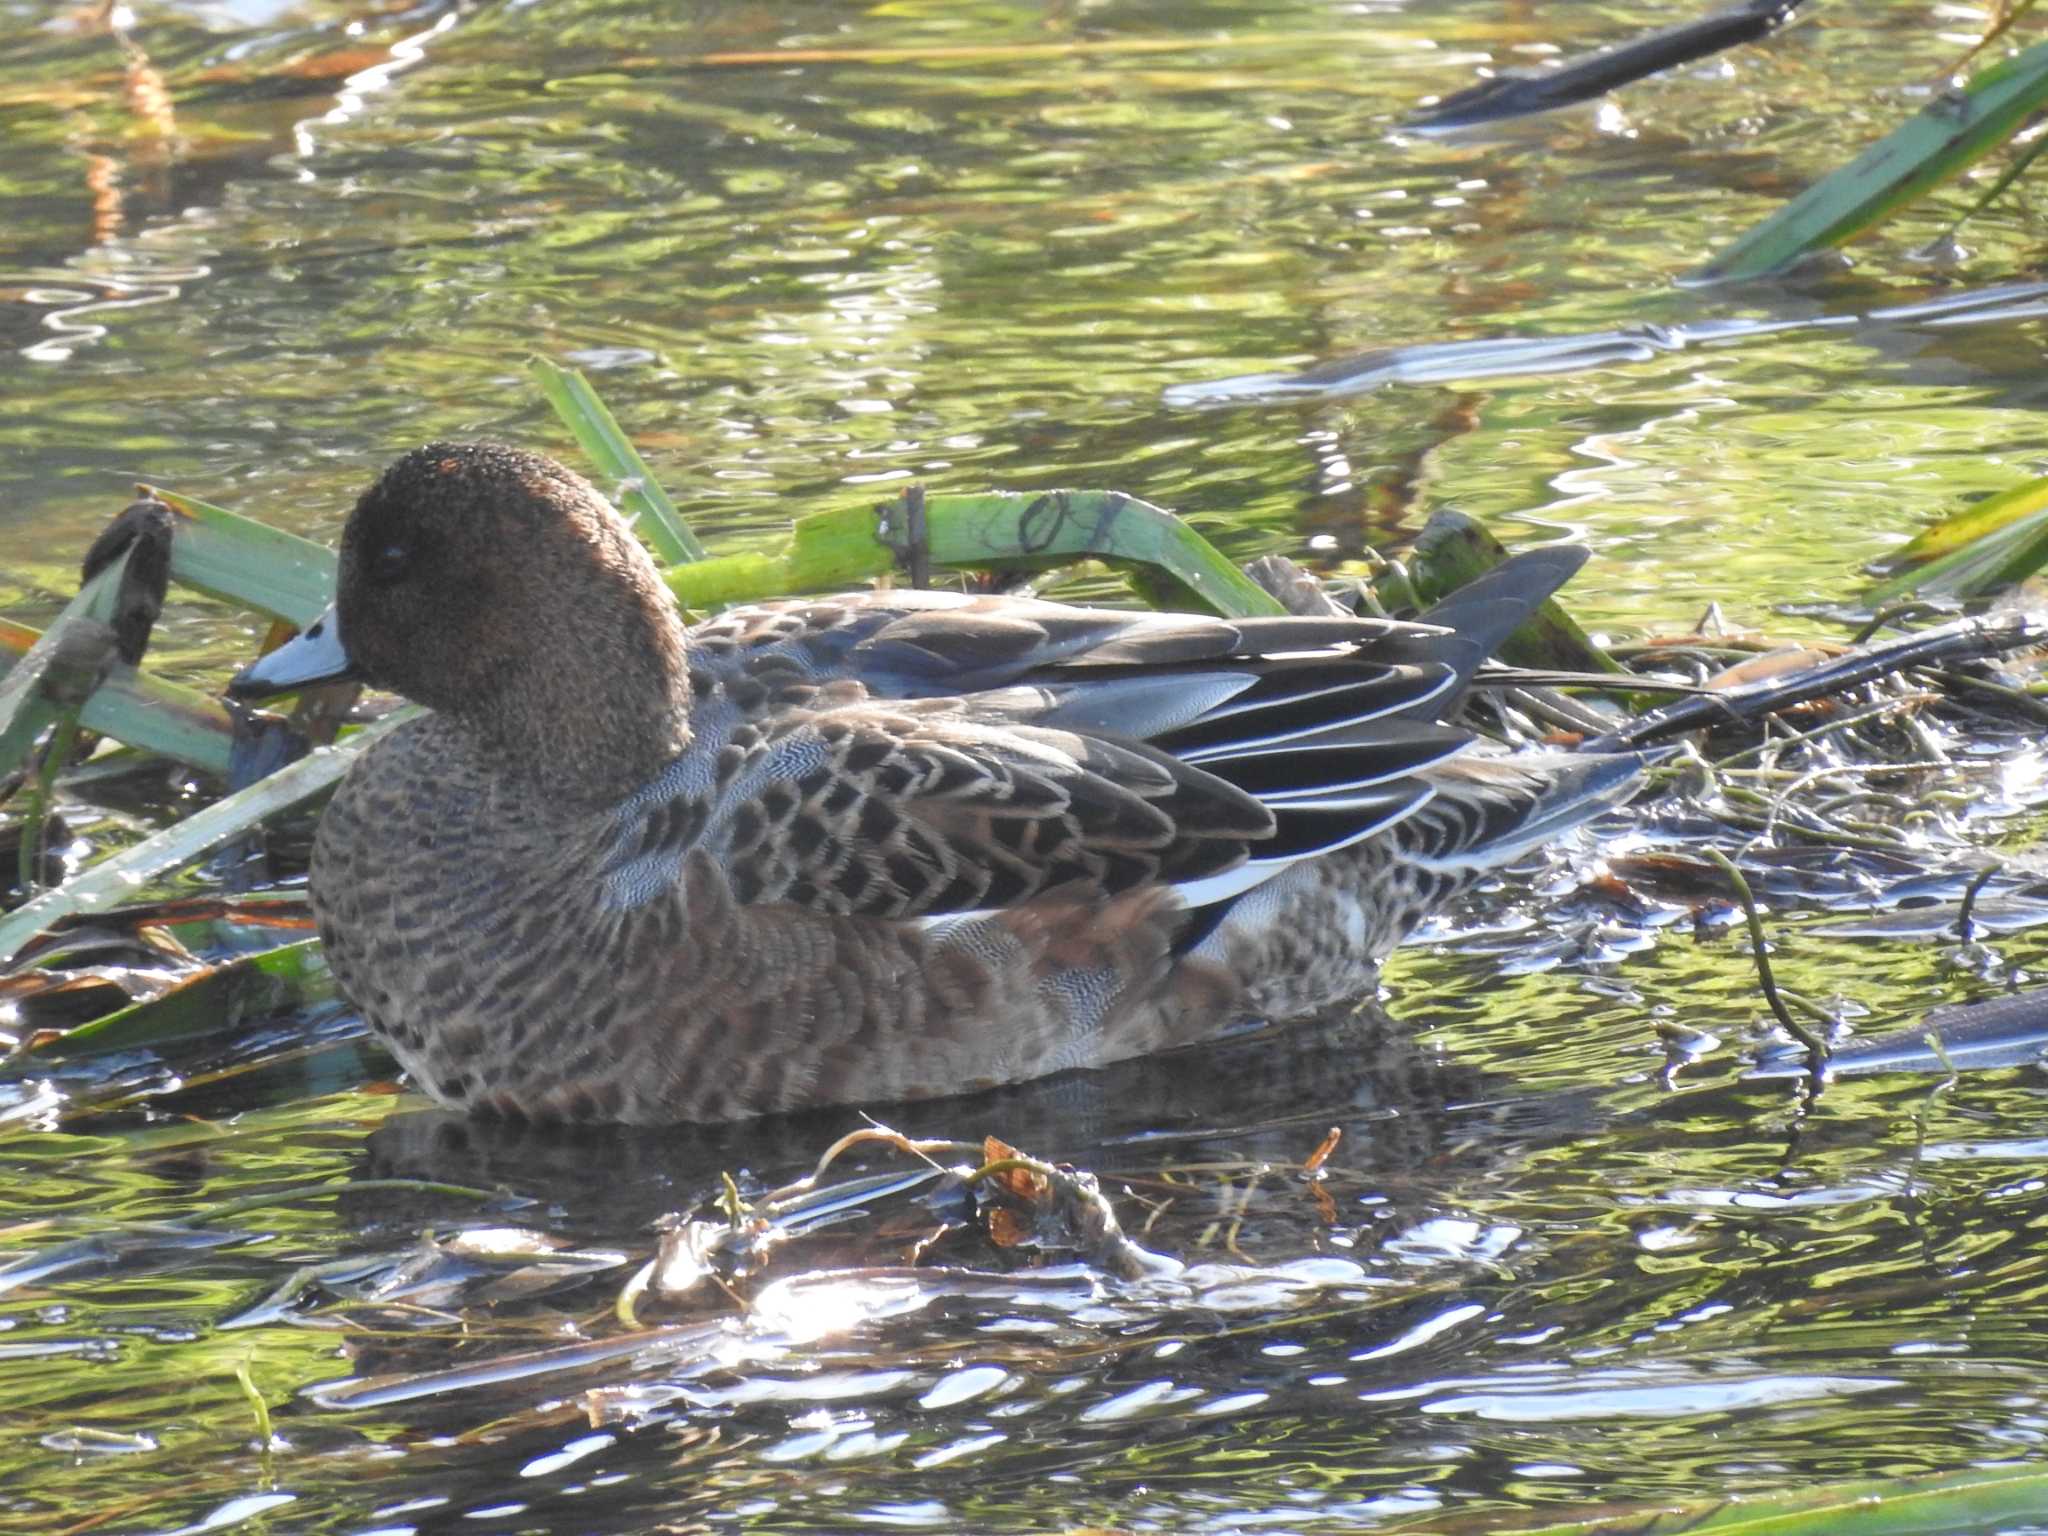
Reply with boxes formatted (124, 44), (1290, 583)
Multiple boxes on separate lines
(10, 953), (2033, 1529)
(8, 0), (2047, 636)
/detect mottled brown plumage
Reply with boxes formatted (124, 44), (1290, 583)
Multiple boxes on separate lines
(233, 443), (1642, 1124)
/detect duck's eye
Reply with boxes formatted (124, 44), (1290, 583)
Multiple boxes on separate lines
(368, 542), (410, 585)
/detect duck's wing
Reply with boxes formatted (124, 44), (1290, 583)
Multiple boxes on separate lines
(615, 550), (1592, 922)
(685, 589), (1447, 699)
(604, 685), (1466, 921)
(686, 543), (1586, 707)
(610, 699), (1274, 917)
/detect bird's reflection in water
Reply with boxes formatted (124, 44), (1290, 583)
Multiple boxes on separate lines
(359, 1001), (1607, 1247)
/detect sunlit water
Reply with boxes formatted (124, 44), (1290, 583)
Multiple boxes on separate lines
(7, 0), (2048, 1531)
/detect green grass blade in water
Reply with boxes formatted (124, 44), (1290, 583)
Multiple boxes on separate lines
(1690, 38), (2048, 283)
(529, 357), (707, 564)
(34, 937), (330, 1060)
(1462, 1459), (2048, 1535)
(0, 711), (408, 971)
(1891, 471), (2048, 564)
(1864, 472), (2048, 604)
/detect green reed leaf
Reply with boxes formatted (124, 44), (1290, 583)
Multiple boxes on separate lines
(0, 618), (234, 778)
(1865, 473), (2048, 604)
(35, 938), (330, 1059)
(0, 546), (135, 784)
(663, 489), (1287, 619)
(144, 486), (337, 628)
(530, 357), (707, 564)
(0, 711), (409, 970)
(1691, 39), (2048, 283)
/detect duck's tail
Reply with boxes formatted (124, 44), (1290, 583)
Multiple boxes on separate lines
(1398, 746), (1650, 875)
(1176, 744), (1650, 1000)
(1394, 544), (1590, 690)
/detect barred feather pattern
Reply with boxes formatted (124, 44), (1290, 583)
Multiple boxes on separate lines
(316, 714), (1241, 1123)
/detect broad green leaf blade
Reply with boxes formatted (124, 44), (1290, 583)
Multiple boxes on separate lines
(1890, 472), (2048, 565)
(145, 486), (337, 627)
(535, 364), (1265, 608)
(1864, 493), (2048, 605)
(1691, 38), (2048, 283)
(663, 491), (1287, 619)
(921, 491), (1286, 617)
(529, 357), (707, 564)
(77, 664), (237, 778)
(0, 710), (409, 971)
(0, 619), (235, 778)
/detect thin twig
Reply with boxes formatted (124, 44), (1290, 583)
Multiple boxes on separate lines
(1702, 847), (1831, 1077)
(1940, 670), (2048, 726)
(1851, 600), (1953, 645)
(1756, 758), (1948, 846)
(1956, 860), (2001, 944)
(1712, 692), (1939, 771)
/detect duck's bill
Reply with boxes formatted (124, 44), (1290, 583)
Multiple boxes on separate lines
(228, 605), (361, 699)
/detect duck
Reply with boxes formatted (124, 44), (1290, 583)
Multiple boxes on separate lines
(230, 442), (1642, 1125)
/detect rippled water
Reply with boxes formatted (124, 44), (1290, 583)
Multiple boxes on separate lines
(8, 0), (2048, 1531)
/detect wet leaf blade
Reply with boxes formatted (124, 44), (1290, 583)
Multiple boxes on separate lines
(144, 486), (337, 628)
(1863, 494), (2048, 604)
(664, 492), (1286, 618)
(79, 664), (238, 778)
(34, 937), (331, 1059)
(1, 621), (235, 777)
(0, 548), (132, 781)
(921, 491), (1286, 617)
(529, 357), (707, 564)
(0, 711), (410, 971)
(1692, 38), (2048, 283)
(1887, 471), (2048, 565)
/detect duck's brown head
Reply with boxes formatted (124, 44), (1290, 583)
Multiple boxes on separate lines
(233, 442), (692, 806)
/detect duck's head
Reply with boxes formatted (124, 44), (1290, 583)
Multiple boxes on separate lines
(231, 442), (691, 804)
